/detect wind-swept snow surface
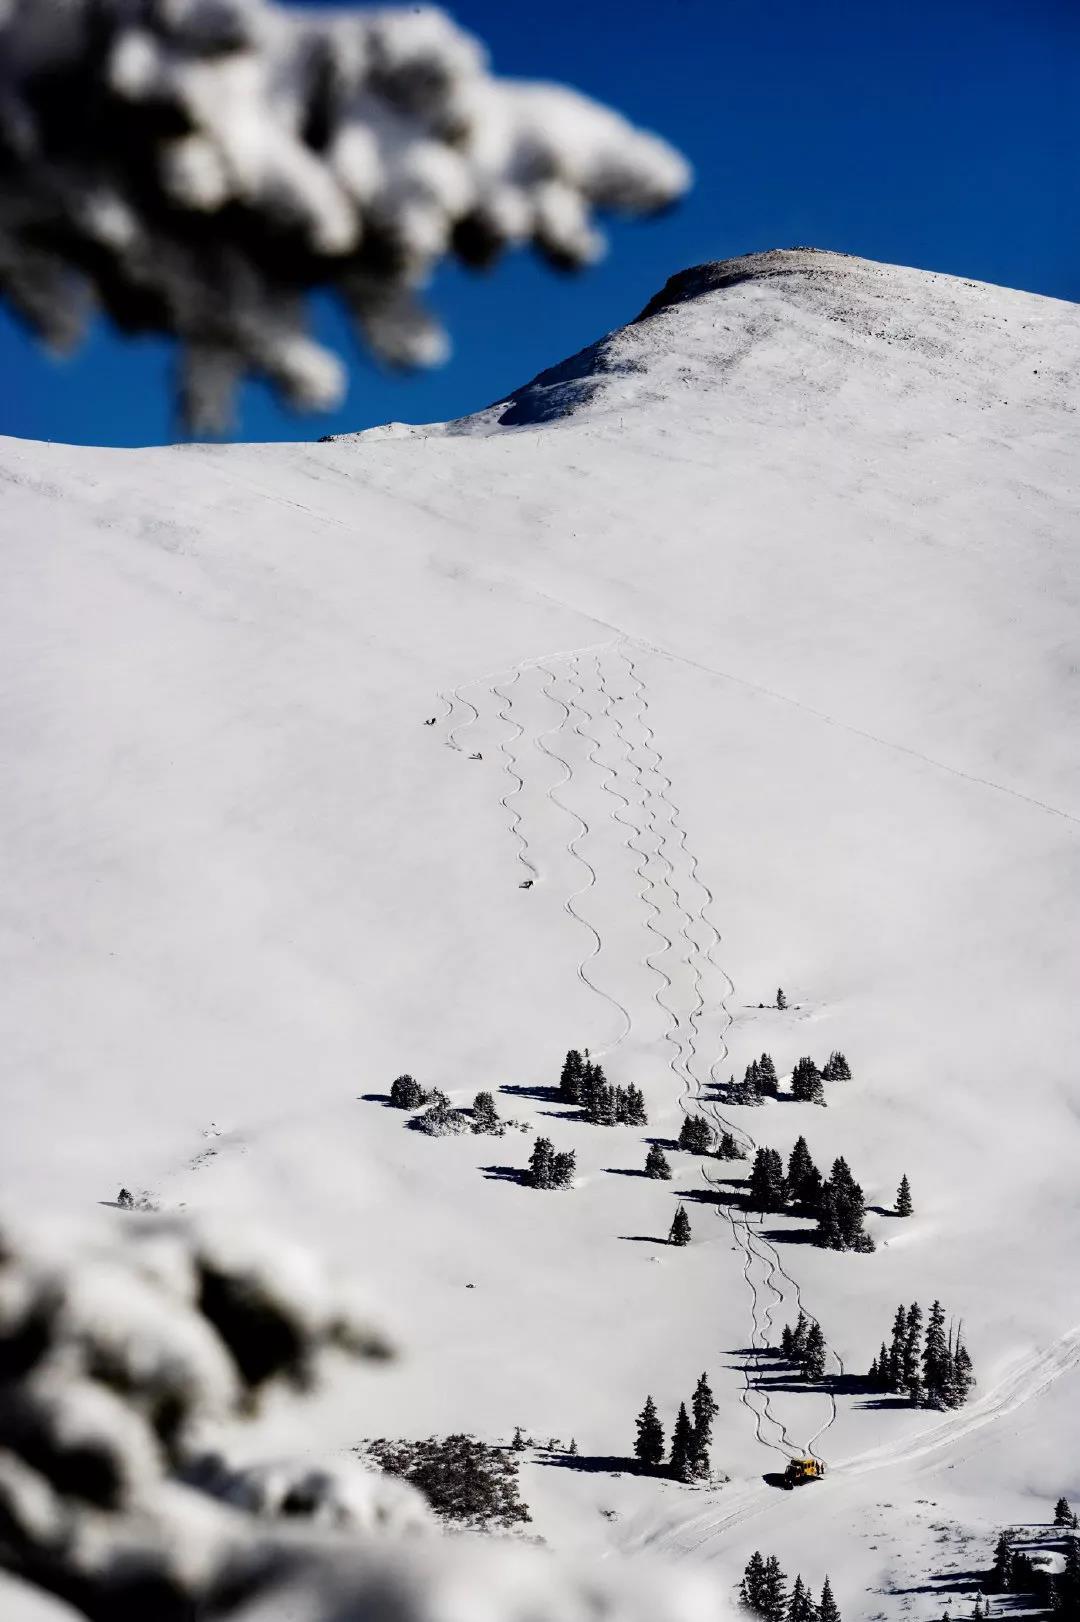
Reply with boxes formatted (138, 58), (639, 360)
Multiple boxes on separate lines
(2, 249), (1079, 1619)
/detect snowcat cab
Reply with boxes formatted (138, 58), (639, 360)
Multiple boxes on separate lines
(782, 1457), (825, 1489)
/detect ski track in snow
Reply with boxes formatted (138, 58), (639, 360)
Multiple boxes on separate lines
(437, 639), (832, 1475)
(433, 640), (1080, 1561)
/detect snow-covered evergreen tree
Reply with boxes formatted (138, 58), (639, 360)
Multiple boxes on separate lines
(668, 1205), (692, 1246)
(678, 1114), (714, 1154)
(896, 1173), (913, 1216)
(741, 1552), (767, 1612)
(818, 1575), (841, 1622)
(471, 1091), (502, 1134)
(559, 1050), (584, 1104)
(645, 1143), (672, 1180)
(802, 1321), (827, 1382)
(690, 1372), (718, 1478)
(634, 1397), (665, 1471)
(790, 1056), (825, 1105)
(668, 1403), (694, 1482)
(528, 1137), (555, 1190)
(390, 1074), (425, 1109)
(749, 1147), (787, 1212)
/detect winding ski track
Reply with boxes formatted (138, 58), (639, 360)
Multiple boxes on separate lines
(491, 673), (540, 884)
(533, 658), (633, 1062)
(438, 640), (840, 1479)
(436, 641), (1080, 1562)
(614, 648), (808, 1463)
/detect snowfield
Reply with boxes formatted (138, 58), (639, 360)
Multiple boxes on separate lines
(2, 248), (1079, 1619)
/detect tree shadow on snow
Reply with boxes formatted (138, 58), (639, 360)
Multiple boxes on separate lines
(680, 1185), (730, 1208)
(760, 1224), (820, 1246)
(499, 1084), (581, 1120)
(480, 1165), (531, 1187)
(890, 1572), (988, 1597)
(538, 1451), (641, 1476)
(358, 1092), (391, 1105)
(618, 1235), (669, 1246)
(500, 1083), (563, 1105)
(604, 1167), (651, 1179)
(644, 1134), (679, 1152)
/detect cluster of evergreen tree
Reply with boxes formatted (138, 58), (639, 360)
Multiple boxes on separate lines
(718, 1130), (748, 1160)
(678, 1114), (715, 1154)
(790, 1057), (825, 1105)
(409, 1089), (470, 1136)
(745, 1141), (874, 1250)
(528, 1136), (576, 1189)
(779, 1311), (827, 1382)
(732, 1053), (779, 1104)
(558, 1050), (647, 1126)
(987, 1527), (1080, 1614)
(389, 1073), (427, 1109)
(965, 1501), (1080, 1617)
(634, 1374), (717, 1481)
(816, 1156), (873, 1251)
(748, 1147), (788, 1212)
(740, 1553), (840, 1622)
(868, 1301), (975, 1408)
(364, 1433), (530, 1529)
(730, 1051), (851, 1106)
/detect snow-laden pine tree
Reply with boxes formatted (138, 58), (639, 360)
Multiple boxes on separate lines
(741, 1552), (767, 1612)
(645, 1142), (672, 1179)
(528, 1137), (555, 1189)
(818, 1576), (841, 1622)
(471, 1091), (502, 1135)
(668, 1206), (692, 1246)
(896, 1173), (913, 1216)
(0, 0), (689, 432)
(761, 1556), (788, 1622)
(390, 1074), (425, 1109)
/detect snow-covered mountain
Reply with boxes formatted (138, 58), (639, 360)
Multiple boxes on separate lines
(2, 248), (1079, 1619)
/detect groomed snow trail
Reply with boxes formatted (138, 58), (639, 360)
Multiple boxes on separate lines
(437, 640), (834, 1474)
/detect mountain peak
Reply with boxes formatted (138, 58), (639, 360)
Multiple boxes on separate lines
(631, 246), (862, 320)
(439, 247), (1075, 435)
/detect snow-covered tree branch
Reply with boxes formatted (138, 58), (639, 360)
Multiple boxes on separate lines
(0, 1212), (728, 1621)
(0, 0), (691, 430)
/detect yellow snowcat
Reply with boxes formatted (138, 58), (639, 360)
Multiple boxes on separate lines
(782, 1457), (826, 1489)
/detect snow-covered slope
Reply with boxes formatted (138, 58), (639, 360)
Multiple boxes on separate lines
(2, 248), (1079, 1619)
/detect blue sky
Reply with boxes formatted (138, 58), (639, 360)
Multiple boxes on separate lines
(1, 0), (1076, 446)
